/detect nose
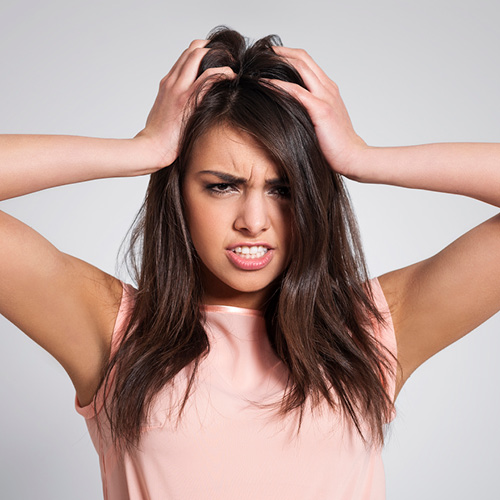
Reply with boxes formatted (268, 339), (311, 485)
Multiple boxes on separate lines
(234, 190), (270, 236)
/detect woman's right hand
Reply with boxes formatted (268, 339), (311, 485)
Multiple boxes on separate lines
(135, 39), (235, 172)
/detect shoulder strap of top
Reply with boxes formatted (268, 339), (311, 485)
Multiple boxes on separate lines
(75, 281), (136, 419)
(369, 277), (398, 420)
(109, 282), (136, 358)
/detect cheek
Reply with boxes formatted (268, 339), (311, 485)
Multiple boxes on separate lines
(184, 196), (229, 251)
(191, 218), (220, 249)
(273, 205), (292, 242)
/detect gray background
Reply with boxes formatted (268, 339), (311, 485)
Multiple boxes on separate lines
(1, 0), (499, 498)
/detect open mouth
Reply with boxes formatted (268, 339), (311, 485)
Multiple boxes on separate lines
(231, 245), (269, 260)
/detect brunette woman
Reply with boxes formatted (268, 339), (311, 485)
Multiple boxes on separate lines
(1, 28), (499, 499)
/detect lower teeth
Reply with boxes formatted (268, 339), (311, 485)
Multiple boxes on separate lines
(233, 251), (267, 259)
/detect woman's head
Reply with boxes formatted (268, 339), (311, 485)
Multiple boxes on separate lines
(107, 27), (395, 450)
(158, 26), (349, 309)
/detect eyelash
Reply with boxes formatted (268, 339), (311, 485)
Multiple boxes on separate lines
(205, 183), (291, 199)
(205, 183), (236, 195)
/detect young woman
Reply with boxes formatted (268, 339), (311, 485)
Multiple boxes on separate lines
(1, 27), (499, 499)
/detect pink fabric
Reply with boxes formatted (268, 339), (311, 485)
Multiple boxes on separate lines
(76, 278), (397, 499)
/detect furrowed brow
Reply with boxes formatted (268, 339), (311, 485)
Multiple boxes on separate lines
(197, 170), (288, 186)
(266, 177), (289, 187)
(198, 170), (246, 184)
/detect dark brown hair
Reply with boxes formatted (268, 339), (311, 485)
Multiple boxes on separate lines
(100, 26), (396, 450)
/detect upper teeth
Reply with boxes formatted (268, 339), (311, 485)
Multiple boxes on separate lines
(232, 245), (268, 259)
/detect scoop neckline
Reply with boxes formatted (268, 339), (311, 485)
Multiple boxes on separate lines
(201, 304), (264, 317)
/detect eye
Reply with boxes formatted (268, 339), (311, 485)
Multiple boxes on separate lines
(270, 185), (291, 199)
(205, 183), (238, 196)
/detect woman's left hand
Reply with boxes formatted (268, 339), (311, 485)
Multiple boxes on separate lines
(268, 46), (367, 180)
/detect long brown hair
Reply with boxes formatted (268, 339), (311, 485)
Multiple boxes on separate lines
(100, 26), (396, 450)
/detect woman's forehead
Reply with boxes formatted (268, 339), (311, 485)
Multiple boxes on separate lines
(186, 125), (282, 179)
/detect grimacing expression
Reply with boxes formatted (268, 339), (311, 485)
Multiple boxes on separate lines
(182, 125), (292, 309)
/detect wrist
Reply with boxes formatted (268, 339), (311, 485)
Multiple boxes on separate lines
(340, 144), (376, 183)
(130, 134), (173, 175)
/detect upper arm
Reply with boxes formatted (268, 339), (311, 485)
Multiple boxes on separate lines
(378, 213), (500, 393)
(0, 209), (123, 405)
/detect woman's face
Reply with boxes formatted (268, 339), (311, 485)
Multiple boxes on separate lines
(182, 125), (292, 309)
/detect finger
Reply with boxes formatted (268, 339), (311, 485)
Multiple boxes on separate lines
(272, 46), (329, 80)
(272, 46), (338, 93)
(197, 65), (236, 84)
(178, 66), (235, 127)
(284, 55), (327, 96)
(174, 46), (211, 87)
(262, 78), (323, 117)
(164, 39), (209, 81)
(194, 66), (236, 99)
(181, 66), (236, 116)
(270, 51), (334, 105)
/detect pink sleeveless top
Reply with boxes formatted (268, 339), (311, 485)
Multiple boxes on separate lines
(76, 278), (397, 499)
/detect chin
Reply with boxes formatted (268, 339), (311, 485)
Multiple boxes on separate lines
(224, 280), (272, 295)
(200, 260), (284, 302)
(227, 270), (281, 289)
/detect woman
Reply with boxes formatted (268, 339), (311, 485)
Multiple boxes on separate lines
(1, 27), (499, 499)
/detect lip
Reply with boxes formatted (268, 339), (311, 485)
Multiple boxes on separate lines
(226, 247), (274, 271)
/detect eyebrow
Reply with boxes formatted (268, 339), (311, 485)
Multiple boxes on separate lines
(197, 170), (288, 186)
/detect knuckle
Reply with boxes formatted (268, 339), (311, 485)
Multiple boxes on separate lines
(192, 46), (209, 57)
(160, 75), (173, 89)
(330, 82), (340, 94)
(318, 99), (330, 111)
(316, 100), (333, 118)
(160, 71), (173, 83)
(189, 38), (206, 48)
(205, 65), (230, 74)
(203, 68), (219, 77)
(295, 58), (307, 70)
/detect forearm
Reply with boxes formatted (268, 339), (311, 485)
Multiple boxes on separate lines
(354, 143), (500, 207)
(0, 134), (162, 201)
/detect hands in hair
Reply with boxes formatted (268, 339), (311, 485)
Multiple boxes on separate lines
(268, 47), (368, 180)
(135, 39), (235, 171)
(138, 38), (364, 177)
